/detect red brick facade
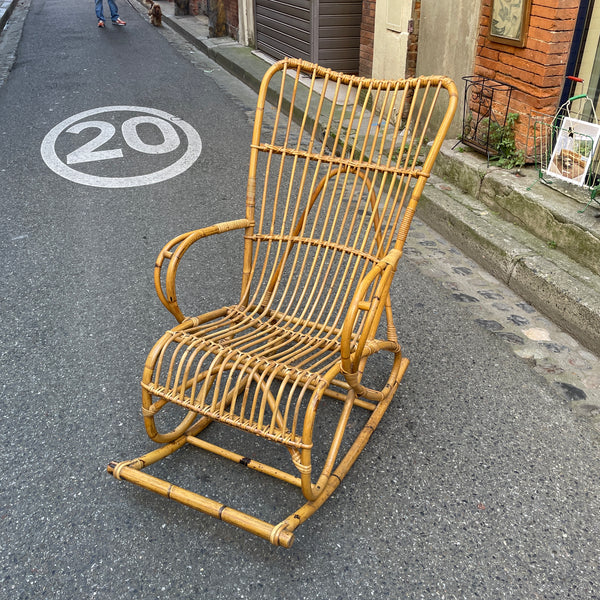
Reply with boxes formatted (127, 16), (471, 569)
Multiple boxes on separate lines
(224, 0), (239, 38)
(406, 1), (421, 78)
(359, 0), (376, 77)
(189, 0), (238, 39)
(474, 0), (579, 151)
(357, 0), (580, 154)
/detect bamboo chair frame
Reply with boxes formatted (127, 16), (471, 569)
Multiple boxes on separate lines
(108, 59), (457, 547)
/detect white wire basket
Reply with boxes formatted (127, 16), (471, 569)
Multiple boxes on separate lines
(531, 94), (600, 213)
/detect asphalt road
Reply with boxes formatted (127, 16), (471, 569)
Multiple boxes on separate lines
(1, 1), (600, 598)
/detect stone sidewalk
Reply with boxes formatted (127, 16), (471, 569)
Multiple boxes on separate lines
(426, 142), (600, 356)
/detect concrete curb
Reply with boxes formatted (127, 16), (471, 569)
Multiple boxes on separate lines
(434, 143), (600, 277)
(419, 173), (600, 355)
(0, 0), (18, 31)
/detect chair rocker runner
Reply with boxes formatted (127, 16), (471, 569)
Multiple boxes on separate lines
(108, 58), (458, 547)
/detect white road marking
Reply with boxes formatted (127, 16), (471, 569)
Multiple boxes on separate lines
(40, 106), (202, 188)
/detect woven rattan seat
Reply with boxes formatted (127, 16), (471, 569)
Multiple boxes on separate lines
(108, 58), (457, 546)
(141, 309), (346, 448)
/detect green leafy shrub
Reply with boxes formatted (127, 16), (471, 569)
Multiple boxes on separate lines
(486, 112), (525, 169)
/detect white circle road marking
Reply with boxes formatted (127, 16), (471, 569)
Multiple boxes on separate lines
(40, 106), (202, 188)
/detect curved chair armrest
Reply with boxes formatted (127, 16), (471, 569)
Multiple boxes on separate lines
(340, 249), (402, 400)
(154, 218), (252, 322)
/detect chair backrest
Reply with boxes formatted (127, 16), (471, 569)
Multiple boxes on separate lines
(240, 59), (458, 337)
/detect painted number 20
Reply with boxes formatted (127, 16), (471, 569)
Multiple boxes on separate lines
(41, 106), (202, 188)
(66, 116), (180, 165)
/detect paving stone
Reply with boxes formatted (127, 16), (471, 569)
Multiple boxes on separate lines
(453, 292), (480, 303)
(404, 217), (600, 432)
(475, 319), (504, 331)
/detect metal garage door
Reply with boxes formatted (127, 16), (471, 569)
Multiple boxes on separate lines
(255, 0), (362, 74)
(255, 0), (313, 63)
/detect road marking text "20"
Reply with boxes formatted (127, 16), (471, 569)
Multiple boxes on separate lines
(66, 116), (181, 165)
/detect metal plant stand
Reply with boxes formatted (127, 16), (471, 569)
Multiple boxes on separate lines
(458, 75), (515, 159)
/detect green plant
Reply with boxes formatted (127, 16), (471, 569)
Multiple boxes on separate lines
(487, 112), (525, 170)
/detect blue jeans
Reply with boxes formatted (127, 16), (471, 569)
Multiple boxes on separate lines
(95, 0), (119, 21)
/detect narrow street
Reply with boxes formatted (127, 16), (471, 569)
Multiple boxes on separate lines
(1, 1), (599, 598)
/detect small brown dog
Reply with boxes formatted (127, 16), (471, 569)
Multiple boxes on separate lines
(148, 1), (162, 26)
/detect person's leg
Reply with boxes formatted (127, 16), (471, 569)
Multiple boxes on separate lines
(95, 0), (105, 21)
(106, 0), (119, 21)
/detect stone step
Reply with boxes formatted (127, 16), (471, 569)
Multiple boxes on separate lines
(433, 140), (600, 277)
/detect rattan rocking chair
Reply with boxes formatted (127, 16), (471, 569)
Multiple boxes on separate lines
(108, 58), (457, 547)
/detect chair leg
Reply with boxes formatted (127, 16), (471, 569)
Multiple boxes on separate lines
(287, 355), (410, 531)
(107, 357), (409, 546)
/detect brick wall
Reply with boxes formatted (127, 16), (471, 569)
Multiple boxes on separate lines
(474, 0), (579, 154)
(189, 0), (238, 39)
(224, 0), (239, 39)
(359, 0), (376, 77)
(406, 0), (421, 78)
